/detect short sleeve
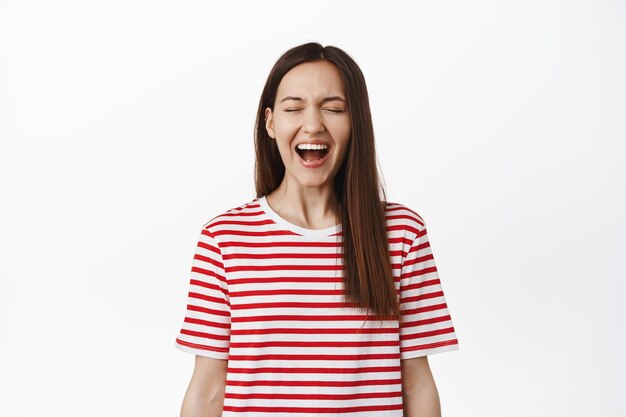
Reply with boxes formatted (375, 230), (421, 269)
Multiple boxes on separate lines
(399, 221), (459, 359)
(174, 226), (230, 360)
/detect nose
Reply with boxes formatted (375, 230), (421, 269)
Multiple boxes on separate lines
(302, 108), (325, 134)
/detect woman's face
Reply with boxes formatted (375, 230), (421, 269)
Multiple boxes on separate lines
(265, 60), (351, 190)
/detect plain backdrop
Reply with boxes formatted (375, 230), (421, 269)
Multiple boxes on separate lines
(1, 1), (625, 416)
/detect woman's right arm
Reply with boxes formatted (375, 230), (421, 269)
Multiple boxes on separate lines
(180, 355), (228, 417)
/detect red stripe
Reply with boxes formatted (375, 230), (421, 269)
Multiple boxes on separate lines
(190, 266), (226, 283)
(386, 214), (423, 223)
(229, 277), (343, 285)
(227, 353), (400, 361)
(385, 203), (424, 224)
(220, 240), (341, 248)
(184, 316), (230, 329)
(227, 366), (400, 374)
(222, 403), (403, 413)
(214, 229), (304, 237)
(230, 301), (360, 310)
(218, 242), (403, 253)
(388, 236), (413, 245)
(187, 304), (230, 317)
(230, 327), (398, 335)
(400, 290), (444, 304)
(400, 314), (451, 328)
(231, 288), (344, 297)
(180, 328), (230, 341)
(227, 264), (343, 272)
(175, 338), (228, 353)
(224, 252), (342, 260)
(196, 241), (220, 255)
(400, 327), (456, 341)
(211, 219), (277, 228)
(226, 390), (402, 400)
(216, 209), (265, 218)
(189, 279), (227, 295)
(402, 302), (449, 316)
(189, 291), (229, 306)
(402, 253), (433, 268)
(415, 227), (429, 239)
(229, 340), (398, 348)
(231, 314), (378, 322)
(401, 265), (438, 279)
(401, 338), (459, 353)
(194, 253), (225, 270)
(226, 378), (402, 387)
(386, 224), (420, 236)
(403, 253), (435, 268)
(403, 278), (441, 292)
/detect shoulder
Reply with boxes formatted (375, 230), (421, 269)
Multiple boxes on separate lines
(200, 196), (262, 235)
(383, 200), (427, 240)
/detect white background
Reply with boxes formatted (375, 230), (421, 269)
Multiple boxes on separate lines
(1, 1), (625, 416)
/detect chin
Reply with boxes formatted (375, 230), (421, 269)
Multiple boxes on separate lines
(293, 174), (331, 188)
(297, 179), (328, 188)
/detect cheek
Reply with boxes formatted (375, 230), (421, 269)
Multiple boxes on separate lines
(273, 114), (298, 133)
(275, 127), (300, 148)
(332, 120), (352, 146)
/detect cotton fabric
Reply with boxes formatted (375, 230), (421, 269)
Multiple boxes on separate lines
(174, 195), (459, 416)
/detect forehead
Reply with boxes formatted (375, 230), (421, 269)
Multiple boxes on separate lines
(276, 60), (346, 100)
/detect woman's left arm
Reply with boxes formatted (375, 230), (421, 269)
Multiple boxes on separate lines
(401, 356), (441, 417)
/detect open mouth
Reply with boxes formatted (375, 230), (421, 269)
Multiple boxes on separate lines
(295, 145), (330, 162)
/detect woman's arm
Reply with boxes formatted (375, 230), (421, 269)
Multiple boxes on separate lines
(401, 356), (441, 417)
(180, 355), (228, 417)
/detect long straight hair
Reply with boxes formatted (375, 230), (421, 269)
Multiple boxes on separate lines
(254, 42), (400, 322)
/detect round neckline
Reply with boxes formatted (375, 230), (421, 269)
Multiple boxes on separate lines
(258, 195), (342, 237)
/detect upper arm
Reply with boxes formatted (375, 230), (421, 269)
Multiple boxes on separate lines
(401, 355), (435, 392)
(180, 356), (228, 416)
(187, 355), (228, 396)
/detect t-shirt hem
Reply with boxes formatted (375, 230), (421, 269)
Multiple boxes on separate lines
(400, 342), (459, 360)
(174, 340), (229, 361)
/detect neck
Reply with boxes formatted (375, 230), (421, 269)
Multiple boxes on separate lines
(265, 178), (339, 229)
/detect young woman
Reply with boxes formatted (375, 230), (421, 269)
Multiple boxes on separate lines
(174, 42), (459, 417)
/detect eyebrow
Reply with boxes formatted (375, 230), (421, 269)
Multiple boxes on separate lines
(279, 95), (346, 104)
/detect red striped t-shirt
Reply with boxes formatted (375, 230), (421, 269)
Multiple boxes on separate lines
(174, 195), (459, 416)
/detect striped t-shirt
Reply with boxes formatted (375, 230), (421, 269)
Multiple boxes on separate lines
(174, 195), (459, 416)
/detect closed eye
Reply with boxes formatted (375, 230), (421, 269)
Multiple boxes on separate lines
(284, 108), (344, 113)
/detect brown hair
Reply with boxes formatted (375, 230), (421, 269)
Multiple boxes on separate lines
(254, 42), (400, 322)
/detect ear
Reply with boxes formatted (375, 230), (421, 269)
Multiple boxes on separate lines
(264, 107), (275, 139)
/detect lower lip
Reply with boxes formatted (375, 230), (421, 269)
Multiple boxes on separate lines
(297, 148), (331, 168)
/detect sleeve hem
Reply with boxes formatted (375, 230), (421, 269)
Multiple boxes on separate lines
(400, 342), (459, 360)
(174, 340), (229, 361)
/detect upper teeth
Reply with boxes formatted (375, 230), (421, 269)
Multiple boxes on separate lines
(297, 143), (328, 150)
